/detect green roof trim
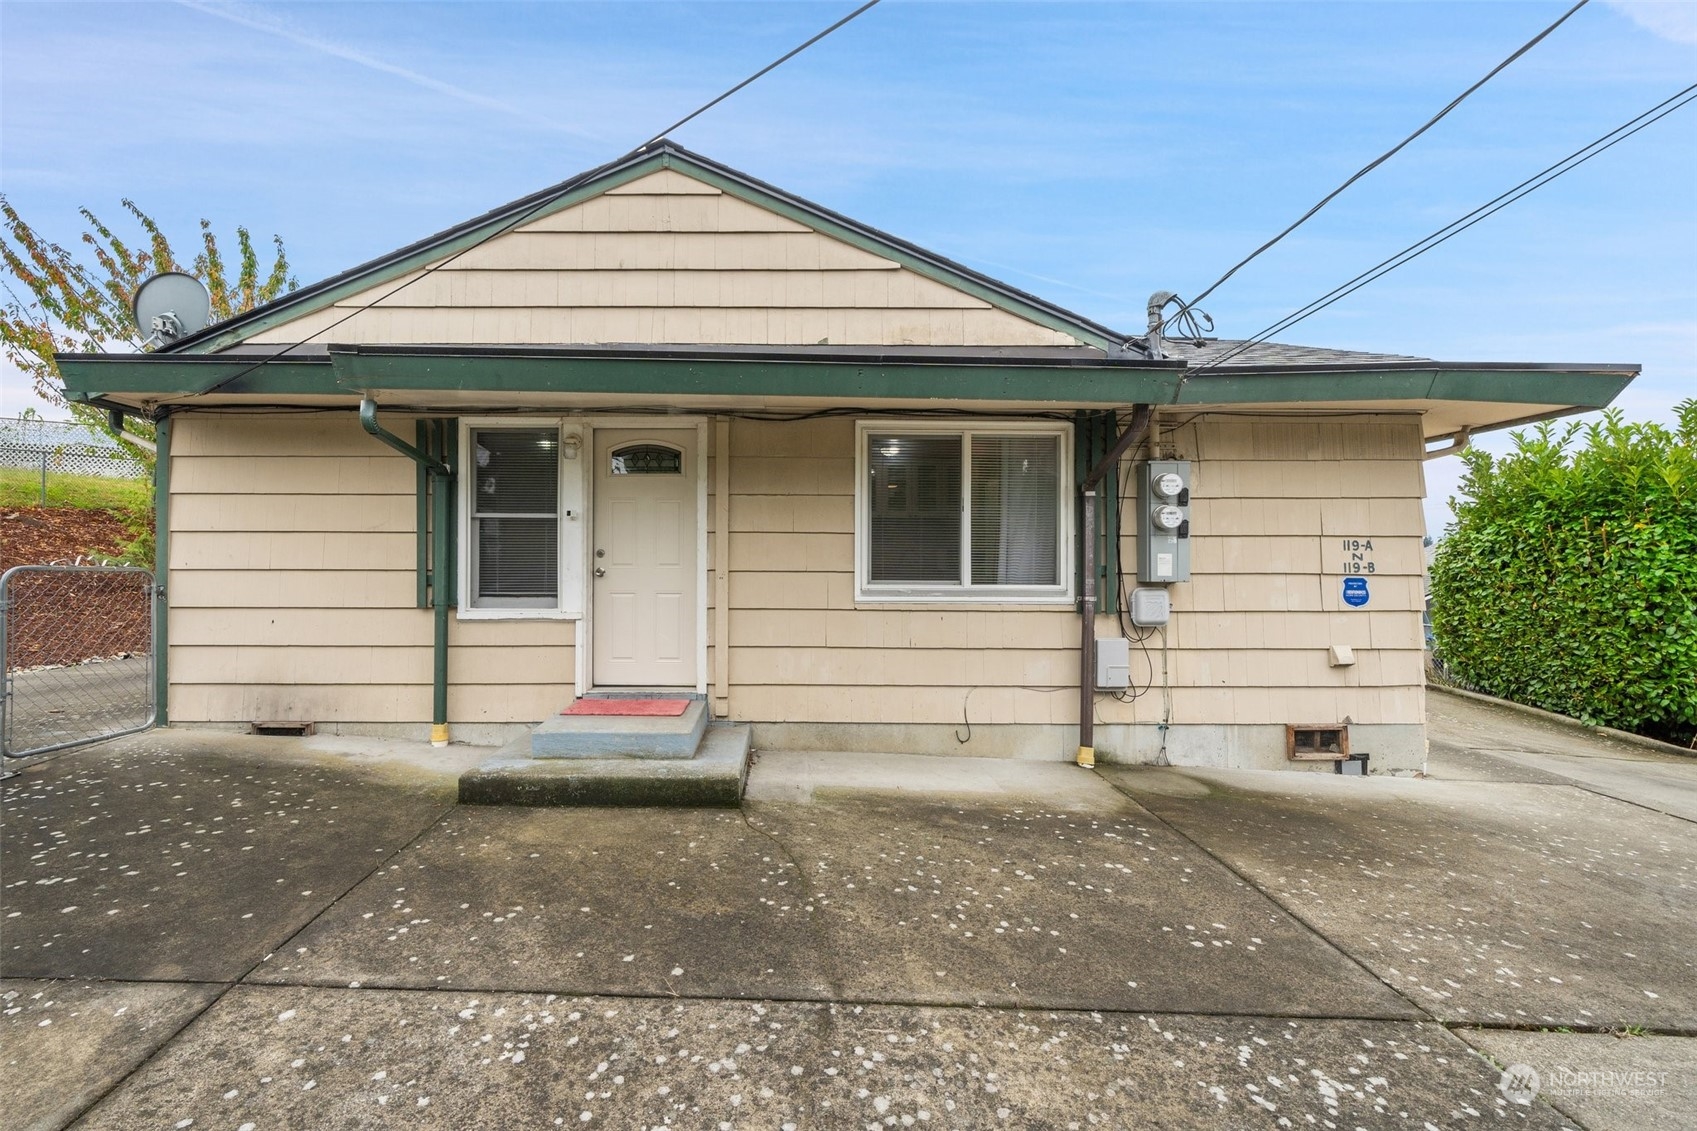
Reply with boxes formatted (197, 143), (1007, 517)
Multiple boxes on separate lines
(62, 356), (337, 397)
(330, 349), (1176, 403)
(1174, 366), (1634, 407)
(56, 349), (1633, 418)
(54, 352), (1179, 405)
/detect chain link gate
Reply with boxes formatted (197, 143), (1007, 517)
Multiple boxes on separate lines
(0, 565), (156, 758)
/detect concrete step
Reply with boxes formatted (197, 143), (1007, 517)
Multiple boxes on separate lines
(459, 722), (750, 808)
(531, 698), (708, 760)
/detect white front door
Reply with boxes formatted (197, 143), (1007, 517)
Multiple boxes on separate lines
(592, 428), (698, 687)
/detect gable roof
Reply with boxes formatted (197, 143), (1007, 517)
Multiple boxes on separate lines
(57, 144), (1637, 438)
(164, 140), (1141, 357)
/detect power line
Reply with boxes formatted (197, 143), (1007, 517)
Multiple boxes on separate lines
(638, 0), (882, 150)
(195, 0), (884, 397)
(1177, 0), (1591, 321)
(1193, 81), (1697, 373)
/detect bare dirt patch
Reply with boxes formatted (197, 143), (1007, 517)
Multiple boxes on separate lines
(1, 506), (138, 570)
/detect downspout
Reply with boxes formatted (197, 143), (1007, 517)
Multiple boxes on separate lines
(1076, 404), (1156, 768)
(359, 398), (453, 746)
(107, 408), (158, 455)
(360, 398), (449, 474)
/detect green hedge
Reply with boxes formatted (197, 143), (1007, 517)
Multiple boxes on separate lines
(1430, 401), (1697, 746)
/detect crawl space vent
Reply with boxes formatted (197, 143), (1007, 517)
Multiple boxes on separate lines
(250, 721), (315, 737)
(1286, 724), (1349, 761)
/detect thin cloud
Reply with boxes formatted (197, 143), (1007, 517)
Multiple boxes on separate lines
(1604, 1), (1697, 46)
(177, 1), (598, 137)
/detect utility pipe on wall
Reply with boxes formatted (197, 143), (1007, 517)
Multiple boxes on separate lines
(1076, 404), (1155, 768)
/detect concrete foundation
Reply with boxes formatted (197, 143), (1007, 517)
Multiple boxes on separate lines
(172, 720), (535, 748)
(169, 718), (1424, 774)
(751, 720), (1425, 772)
(1095, 721), (1426, 774)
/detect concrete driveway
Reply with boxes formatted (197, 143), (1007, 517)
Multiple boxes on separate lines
(3, 657), (151, 757)
(3, 691), (1693, 1130)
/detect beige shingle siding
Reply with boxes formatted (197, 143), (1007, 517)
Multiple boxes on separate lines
(720, 414), (1426, 729)
(166, 413), (573, 728)
(240, 169), (1078, 349)
(1149, 414), (1427, 726)
(163, 410), (1426, 737)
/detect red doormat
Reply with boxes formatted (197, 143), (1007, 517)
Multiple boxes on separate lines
(562, 698), (692, 717)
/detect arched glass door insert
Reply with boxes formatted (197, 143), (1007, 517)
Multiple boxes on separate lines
(609, 443), (683, 476)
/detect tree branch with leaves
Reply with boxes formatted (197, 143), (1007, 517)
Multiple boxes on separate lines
(0, 196), (297, 460)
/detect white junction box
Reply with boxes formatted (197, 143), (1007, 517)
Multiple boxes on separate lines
(1096, 637), (1131, 689)
(1130, 587), (1171, 627)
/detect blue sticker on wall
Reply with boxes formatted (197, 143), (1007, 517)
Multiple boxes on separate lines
(1342, 577), (1370, 607)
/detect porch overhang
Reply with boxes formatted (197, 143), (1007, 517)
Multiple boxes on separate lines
(56, 344), (1636, 440)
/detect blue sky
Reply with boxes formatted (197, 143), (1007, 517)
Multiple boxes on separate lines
(2, 0), (1693, 533)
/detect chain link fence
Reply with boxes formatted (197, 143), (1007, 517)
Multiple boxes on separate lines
(0, 417), (149, 506)
(1, 565), (155, 758)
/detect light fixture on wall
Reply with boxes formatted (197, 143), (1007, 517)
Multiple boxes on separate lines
(562, 433), (582, 459)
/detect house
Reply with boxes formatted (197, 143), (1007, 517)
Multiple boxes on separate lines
(58, 142), (1635, 773)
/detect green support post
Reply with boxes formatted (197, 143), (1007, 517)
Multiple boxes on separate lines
(431, 446), (451, 746)
(152, 415), (171, 726)
(415, 420), (430, 609)
(436, 419), (458, 608)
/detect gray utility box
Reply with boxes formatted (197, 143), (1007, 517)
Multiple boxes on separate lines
(1130, 587), (1171, 627)
(1095, 637), (1131, 689)
(1136, 459), (1192, 583)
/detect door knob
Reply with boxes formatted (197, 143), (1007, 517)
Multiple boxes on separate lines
(594, 567), (606, 577)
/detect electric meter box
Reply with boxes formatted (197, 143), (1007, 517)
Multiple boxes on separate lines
(1136, 459), (1192, 583)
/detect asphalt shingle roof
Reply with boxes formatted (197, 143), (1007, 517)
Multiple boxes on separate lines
(1161, 338), (1434, 368)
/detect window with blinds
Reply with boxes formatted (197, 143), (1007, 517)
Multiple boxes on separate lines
(861, 424), (1068, 600)
(470, 427), (559, 608)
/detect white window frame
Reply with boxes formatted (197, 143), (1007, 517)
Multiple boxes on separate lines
(458, 416), (584, 621)
(854, 418), (1074, 604)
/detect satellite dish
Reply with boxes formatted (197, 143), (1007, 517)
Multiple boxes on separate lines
(132, 271), (212, 349)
